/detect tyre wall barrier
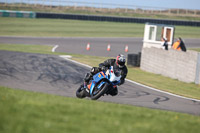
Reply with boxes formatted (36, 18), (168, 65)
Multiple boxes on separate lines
(36, 12), (200, 26)
(0, 10), (36, 18)
(127, 52), (141, 67)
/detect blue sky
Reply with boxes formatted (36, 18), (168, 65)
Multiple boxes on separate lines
(1, 0), (200, 10)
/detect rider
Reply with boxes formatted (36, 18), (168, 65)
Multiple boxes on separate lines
(84, 54), (128, 96)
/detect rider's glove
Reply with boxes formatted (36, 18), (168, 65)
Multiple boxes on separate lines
(91, 67), (99, 74)
(91, 67), (95, 73)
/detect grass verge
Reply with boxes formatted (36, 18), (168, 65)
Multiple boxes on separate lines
(0, 44), (200, 100)
(0, 17), (200, 38)
(0, 44), (67, 55)
(0, 17), (144, 37)
(189, 48), (200, 52)
(0, 86), (200, 133)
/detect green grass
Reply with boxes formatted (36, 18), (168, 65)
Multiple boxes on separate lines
(0, 17), (200, 38)
(175, 26), (200, 38)
(0, 86), (200, 133)
(0, 43), (200, 99)
(189, 48), (200, 52)
(0, 44), (62, 55)
(0, 17), (144, 37)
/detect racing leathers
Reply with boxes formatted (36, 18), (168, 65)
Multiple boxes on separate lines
(84, 59), (128, 96)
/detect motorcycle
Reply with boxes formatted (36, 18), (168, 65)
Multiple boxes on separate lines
(76, 66), (121, 100)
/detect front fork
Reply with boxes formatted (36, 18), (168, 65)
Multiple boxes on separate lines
(83, 81), (92, 97)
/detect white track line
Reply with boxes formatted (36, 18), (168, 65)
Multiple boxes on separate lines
(60, 55), (200, 102)
(126, 79), (200, 102)
(52, 45), (59, 52)
(60, 55), (92, 68)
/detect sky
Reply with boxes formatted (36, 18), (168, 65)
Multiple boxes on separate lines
(1, 0), (200, 10)
(79, 0), (200, 10)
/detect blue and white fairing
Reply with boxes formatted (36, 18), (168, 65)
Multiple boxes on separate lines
(89, 66), (121, 95)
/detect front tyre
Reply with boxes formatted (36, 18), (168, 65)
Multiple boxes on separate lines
(76, 84), (86, 98)
(91, 82), (109, 100)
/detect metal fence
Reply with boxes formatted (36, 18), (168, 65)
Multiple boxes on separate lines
(1, 0), (200, 17)
(35, 12), (200, 26)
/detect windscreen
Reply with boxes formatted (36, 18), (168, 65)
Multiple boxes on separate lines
(113, 67), (122, 77)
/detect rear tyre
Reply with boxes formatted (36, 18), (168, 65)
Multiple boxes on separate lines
(76, 84), (86, 98)
(91, 82), (109, 100)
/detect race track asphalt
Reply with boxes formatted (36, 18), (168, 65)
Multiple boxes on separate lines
(1, 36), (200, 57)
(0, 51), (200, 115)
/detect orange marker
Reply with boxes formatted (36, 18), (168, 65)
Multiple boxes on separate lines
(86, 43), (90, 51)
(107, 44), (111, 51)
(125, 45), (128, 52)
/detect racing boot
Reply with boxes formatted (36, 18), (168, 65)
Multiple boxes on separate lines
(106, 86), (118, 96)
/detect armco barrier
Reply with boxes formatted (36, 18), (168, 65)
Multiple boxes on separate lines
(1, 10), (199, 26)
(0, 10), (36, 18)
(36, 12), (200, 26)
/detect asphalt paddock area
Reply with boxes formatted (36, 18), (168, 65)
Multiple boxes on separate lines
(0, 50), (200, 115)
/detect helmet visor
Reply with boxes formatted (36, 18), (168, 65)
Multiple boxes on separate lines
(118, 61), (125, 66)
(117, 60), (125, 68)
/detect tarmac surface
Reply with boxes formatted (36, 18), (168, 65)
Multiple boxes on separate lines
(0, 50), (200, 115)
(1, 36), (200, 57)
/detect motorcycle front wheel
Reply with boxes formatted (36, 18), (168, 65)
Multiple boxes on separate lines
(76, 84), (86, 98)
(91, 82), (109, 100)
